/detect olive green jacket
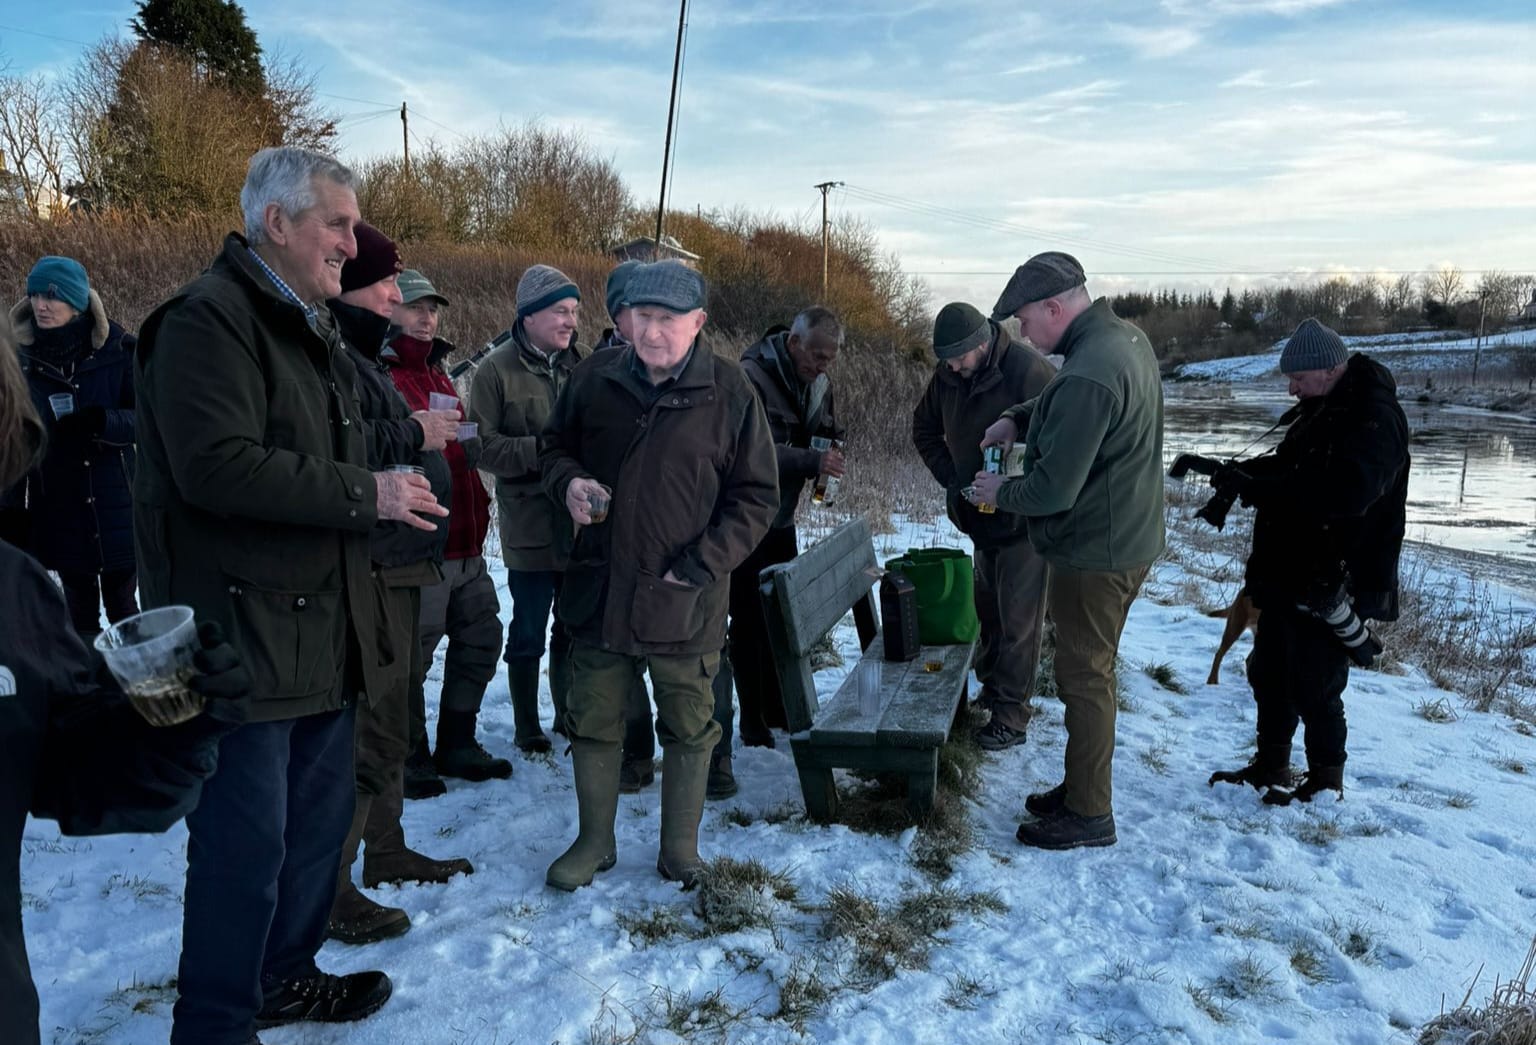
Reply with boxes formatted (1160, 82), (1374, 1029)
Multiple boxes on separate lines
(468, 323), (583, 571)
(998, 299), (1166, 571)
(133, 234), (388, 722)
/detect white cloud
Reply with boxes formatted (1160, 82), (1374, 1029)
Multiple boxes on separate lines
(1003, 55), (1086, 76)
(1107, 23), (1203, 58)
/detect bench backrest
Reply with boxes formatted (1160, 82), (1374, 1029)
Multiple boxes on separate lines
(759, 518), (880, 734)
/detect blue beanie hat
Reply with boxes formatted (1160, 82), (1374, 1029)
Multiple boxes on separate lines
(27, 256), (90, 313)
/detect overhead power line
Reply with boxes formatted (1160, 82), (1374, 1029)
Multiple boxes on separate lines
(840, 182), (1240, 273)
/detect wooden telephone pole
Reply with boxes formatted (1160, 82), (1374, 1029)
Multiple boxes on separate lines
(400, 102), (410, 178)
(654, 0), (689, 258)
(815, 180), (843, 300)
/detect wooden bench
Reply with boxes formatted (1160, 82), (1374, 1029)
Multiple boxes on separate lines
(759, 519), (977, 822)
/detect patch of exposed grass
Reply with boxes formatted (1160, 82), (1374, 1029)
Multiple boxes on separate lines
(1294, 817), (1344, 848)
(1327, 915), (1382, 965)
(1143, 661), (1189, 695)
(694, 857), (798, 935)
(99, 873), (176, 903)
(1492, 752), (1530, 775)
(1185, 980), (1236, 1024)
(943, 971), (1000, 1010)
(774, 958), (835, 1031)
(616, 905), (691, 947)
(1414, 697), (1460, 723)
(822, 884), (1006, 984)
(1288, 939), (1335, 985)
(1214, 953), (1282, 1002)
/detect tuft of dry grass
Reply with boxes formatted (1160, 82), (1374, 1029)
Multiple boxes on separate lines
(1420, 934), (1536, 1045)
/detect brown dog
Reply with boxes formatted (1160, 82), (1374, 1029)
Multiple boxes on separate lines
(1207, 588), (1260, 685)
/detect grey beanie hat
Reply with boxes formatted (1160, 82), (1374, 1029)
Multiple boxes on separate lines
(932, 302), (991, 360)
(516, 264), (580, 318)
(1279, 318), (1348, 374)
(605, 260), (641, 320)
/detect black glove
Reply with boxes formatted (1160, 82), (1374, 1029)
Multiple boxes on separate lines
(1210, 463), (1246, 499)
(54, 405), (107, 445)
(187, 621), (253, 723)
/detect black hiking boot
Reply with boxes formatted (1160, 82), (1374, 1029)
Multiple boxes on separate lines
(705, 752), (737, 801)
(1263, 764), (1344, 806)
(1209, 743), (1295, 790)
(254, 969), (392, 1028)
(435, 710), (513, 781)
(1017, 809), (1117, 850)
(974, 719), (1028, 751)
(403, 736), (447, 800)
(1024, 782), (1066, 819)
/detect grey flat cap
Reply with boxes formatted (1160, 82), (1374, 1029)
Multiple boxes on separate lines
(621, 259), (707, 313)
(990, 251), (1086, 320)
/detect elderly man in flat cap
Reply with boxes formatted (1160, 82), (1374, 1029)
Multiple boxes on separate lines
(971, 251), (1164, 851)
(539, 259), (776, 891)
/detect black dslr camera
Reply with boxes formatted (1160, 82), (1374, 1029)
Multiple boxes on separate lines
(1167, 453), (1241, 530)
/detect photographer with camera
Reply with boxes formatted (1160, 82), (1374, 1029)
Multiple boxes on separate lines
(1203, 319), (1409, 805)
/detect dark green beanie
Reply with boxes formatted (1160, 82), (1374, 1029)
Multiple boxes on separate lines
(932, 302), (990, 360)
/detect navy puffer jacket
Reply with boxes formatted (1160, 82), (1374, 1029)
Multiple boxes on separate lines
(5, 291), (136, 573)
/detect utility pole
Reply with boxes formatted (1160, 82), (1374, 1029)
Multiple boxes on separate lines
(815, 180), (843, 301)
(400, 102), (410, 179)
(1472, 290), (1487, 387)
(654, 0), (689, 259)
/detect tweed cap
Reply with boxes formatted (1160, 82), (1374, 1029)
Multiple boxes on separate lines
(605, 259), (642, 320)
(516, 264), (580, 318)
(990, 251), (1086, 320)
(1279, 318), (1348, 374)
(932, 302), (991, 360)
(397, 269), (449, 306)
(621, 260), (707, 313)
(26, 256), (90, 312)
(340, 223), (402, 293)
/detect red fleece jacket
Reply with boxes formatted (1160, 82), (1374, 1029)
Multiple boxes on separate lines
(386, 335), (491, 560)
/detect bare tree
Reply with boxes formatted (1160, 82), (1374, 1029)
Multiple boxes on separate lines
(0, 59), (69, 216)
(1384, 273), (1417, 316)
(1426, 265), (1465, 307)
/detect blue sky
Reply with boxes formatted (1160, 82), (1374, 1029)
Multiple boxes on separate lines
(4, 0), (1533, 308)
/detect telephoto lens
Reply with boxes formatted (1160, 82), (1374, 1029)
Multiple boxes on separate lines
(1301, 586), (1383, 667)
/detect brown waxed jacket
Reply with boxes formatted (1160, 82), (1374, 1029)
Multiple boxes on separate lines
(133, 234), (388, 722)
(468, 323), (584, 572)
(912, 322), (1056, 549)
(539, 340), (778, 656)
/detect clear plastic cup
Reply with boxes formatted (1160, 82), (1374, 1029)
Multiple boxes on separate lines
(388, 464), (425, 475)
(456, 421), (478, 442)
(94, 606), (204, 727)
(49, 392), (75, 418)
(428, 392), (458, 413)
(856, 658), (880, 716)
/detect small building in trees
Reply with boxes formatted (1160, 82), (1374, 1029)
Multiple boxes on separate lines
(611, 234), (700, 264)
(1522, 290), (1536, 324)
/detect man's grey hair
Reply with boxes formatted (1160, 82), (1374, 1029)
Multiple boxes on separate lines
(790, 305), (844, 345)
(241, 147), (356, 245)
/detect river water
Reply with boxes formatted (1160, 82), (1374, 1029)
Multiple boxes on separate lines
(1162, 383), (1536, 575)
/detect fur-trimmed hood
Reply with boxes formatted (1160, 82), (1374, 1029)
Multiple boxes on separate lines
(9, 288), (112, 352)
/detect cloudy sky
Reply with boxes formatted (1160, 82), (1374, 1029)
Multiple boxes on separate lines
(5, 0), (1534, 307)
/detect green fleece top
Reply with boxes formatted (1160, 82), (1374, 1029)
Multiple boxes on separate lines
(996, 298), (1165, 571)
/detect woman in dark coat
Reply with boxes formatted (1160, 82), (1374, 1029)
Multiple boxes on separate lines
(5, 256), (138, 638)
(0, 324), (251, 1045)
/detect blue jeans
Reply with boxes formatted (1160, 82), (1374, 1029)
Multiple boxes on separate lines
(171, 707), (357, 1045)
(504, 568), (566, 663)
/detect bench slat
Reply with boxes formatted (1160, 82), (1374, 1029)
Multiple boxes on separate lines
(809, 636), (969, 749)
(769, 520), (877, 658)
(877, 641), (973, 749)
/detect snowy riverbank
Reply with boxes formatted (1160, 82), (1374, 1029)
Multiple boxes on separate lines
(23, 505), (1536, 1045)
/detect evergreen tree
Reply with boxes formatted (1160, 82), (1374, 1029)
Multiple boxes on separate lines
(131, 0), (264, 94)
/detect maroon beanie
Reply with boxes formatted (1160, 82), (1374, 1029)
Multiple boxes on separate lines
(340, 222), (402, 293)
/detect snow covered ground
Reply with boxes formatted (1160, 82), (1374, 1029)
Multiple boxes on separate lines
(22, 504), (1536, 1045)
(1176, 327), (1536, 382)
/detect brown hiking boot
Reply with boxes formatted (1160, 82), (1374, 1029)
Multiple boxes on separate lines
(363, 848), (474, 888)
(326, 885), (410, 945)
